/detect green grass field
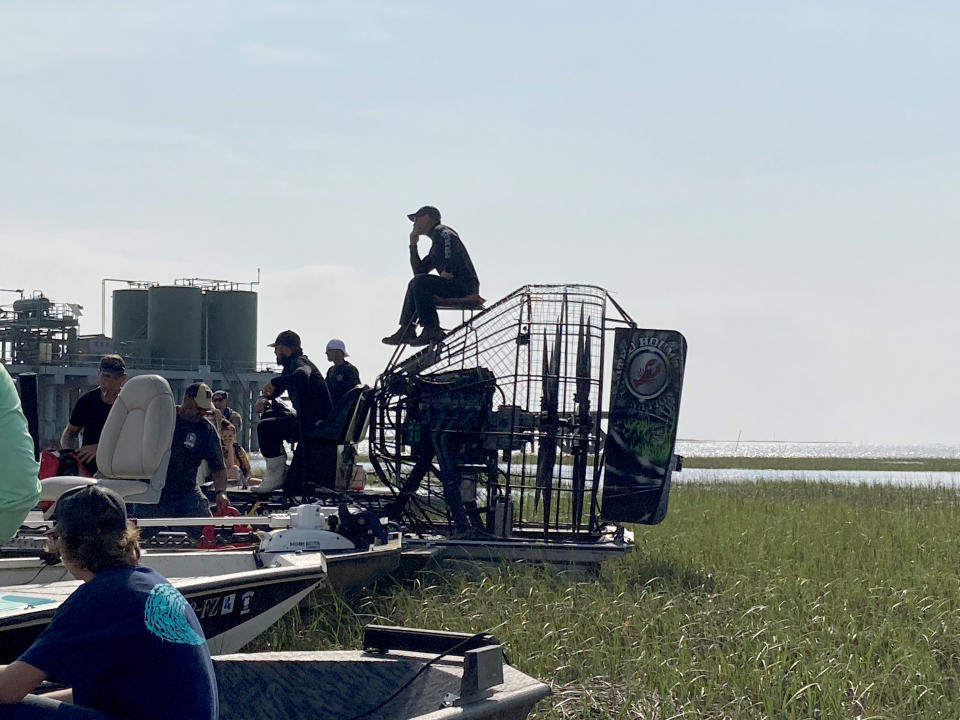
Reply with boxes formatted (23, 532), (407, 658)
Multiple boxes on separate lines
(250, 480), (960, 719)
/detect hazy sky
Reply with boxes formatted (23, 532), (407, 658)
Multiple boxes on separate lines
(2, 2), (957, 443)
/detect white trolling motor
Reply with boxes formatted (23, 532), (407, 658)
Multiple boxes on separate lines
(256, 504), (391, 567)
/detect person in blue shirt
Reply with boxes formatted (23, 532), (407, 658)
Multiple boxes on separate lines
(0, 485), (219, 720)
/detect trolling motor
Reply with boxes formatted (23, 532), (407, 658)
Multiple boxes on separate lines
(256, 503), (394, 566)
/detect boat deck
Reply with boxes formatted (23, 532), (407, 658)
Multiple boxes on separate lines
(214, 648), (550, 720)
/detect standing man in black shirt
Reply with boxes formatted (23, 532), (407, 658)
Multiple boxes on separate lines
(382, 205), (480, 347)
(60, 355), (127, 475)
(324, 338), (360, 406)
(253, 330), (333, 494)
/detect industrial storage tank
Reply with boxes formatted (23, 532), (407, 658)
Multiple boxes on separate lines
(13, 296), (52, 320)
(204, 290), (257, 371)
(148, 285), (202, 368)
(112, 289), (148, 345)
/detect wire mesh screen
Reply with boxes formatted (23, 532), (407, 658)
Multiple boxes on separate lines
(370, 284), (634, 539)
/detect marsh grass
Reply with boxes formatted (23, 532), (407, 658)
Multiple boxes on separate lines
(682, 457), (960, 473)
(250, 480), (960, 718)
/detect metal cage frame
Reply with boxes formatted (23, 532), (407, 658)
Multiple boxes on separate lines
(369, 284), (638, 540)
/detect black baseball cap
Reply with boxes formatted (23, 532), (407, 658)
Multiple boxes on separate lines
(407, 205), (441, 222)
(268, 330), (301, 349)
(52, 485), (128, 538)
(99, 355), (126, 376)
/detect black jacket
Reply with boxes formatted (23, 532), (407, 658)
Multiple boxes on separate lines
(269, 351), (332, 428)
(325, 361), (361, 406)
(410, 223), (479, 293)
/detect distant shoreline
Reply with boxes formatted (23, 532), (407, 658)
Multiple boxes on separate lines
(681, 457), (960, 472)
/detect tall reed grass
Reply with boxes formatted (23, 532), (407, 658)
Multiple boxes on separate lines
(251, 480), (960, 718)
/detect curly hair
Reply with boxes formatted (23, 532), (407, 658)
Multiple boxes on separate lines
(50, 522), (141, 573)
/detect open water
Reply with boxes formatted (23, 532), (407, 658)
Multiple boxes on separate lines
(674, 440), (960, 460)
(252, 442), (960, 489)
(676, 440), (960, 488)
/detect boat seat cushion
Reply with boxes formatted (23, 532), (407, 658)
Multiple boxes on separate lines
(97, 375), (176, 479)
(306, 385), (367, 444)
(434, 293), (485, 310)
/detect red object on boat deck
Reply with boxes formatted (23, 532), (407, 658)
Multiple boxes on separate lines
(38, 449), (92, 480)
(200, 505), (254, 545)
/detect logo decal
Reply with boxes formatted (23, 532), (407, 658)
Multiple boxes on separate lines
(625, 348), (670, 400)
(144, 583), (206, 645)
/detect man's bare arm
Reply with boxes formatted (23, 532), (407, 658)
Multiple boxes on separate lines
(212, 468), (228, 494)
(41, 688), (73, 702)
(59, 424), (80, 450)
(0, 661), (47, 704)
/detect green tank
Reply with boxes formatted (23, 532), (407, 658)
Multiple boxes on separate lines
(112, 289), (148, 344)
(203, 290), (257, 372)
(148, 286), (203, 368)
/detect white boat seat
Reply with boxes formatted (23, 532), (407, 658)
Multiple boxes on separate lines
(40, 375), (176, 505)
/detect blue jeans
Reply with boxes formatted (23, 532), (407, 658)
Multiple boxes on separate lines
(0, 694), (118, 719)
(128, 488), (211, 538)
(128, 488), (211, 518)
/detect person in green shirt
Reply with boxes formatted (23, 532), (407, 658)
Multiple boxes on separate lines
(0, 364), (41, 544)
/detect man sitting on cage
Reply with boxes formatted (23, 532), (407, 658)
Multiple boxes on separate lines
(382, 205), (480, 348)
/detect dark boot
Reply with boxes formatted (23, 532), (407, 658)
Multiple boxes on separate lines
(382, 325), (418, 345)
(408, 325), (445, 347)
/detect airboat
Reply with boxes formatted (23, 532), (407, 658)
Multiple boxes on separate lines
(362, 283), (687, 565)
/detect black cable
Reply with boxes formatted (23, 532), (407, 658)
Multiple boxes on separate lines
(21, 565), (47, 585)
(16, 555), (61, 586)
(344, 632), (487, 720)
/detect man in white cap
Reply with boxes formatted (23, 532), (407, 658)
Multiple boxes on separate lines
(324, 338), (361, 405)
